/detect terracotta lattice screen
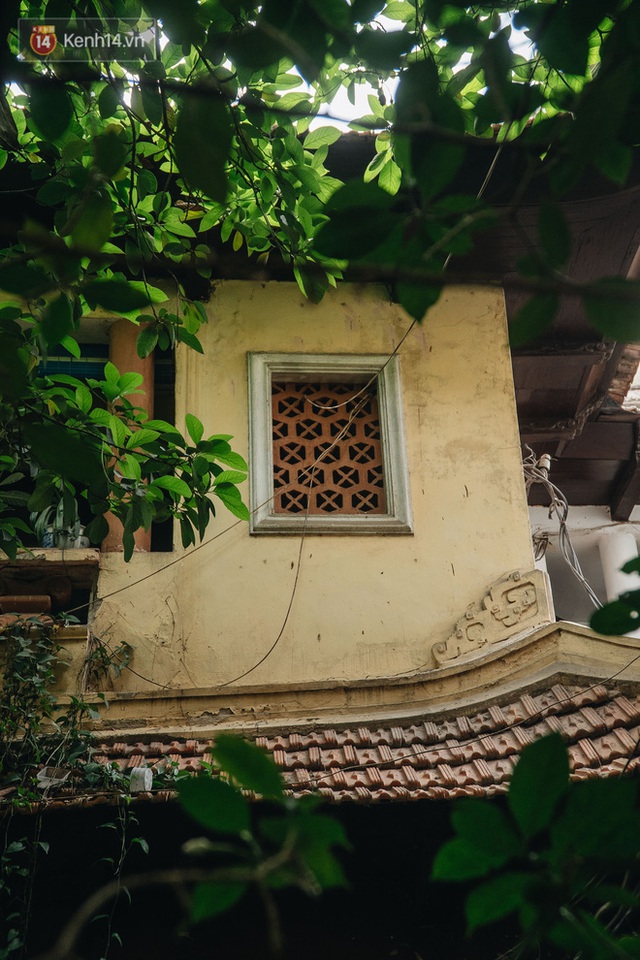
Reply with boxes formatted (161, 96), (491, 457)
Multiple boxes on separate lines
(271, 381), (387, 515)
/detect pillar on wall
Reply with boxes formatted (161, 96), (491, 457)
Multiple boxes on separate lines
(102, 319), (154, 554)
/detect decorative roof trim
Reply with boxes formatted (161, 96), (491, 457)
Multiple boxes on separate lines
(16, 682), (640, 810)
(68, 620), (640, 739)
(433, 569), (553, 664)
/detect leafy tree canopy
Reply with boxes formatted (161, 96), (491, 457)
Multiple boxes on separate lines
(2, 0), (640, 556)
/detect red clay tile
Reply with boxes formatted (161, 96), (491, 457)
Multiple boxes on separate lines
(540, 715), (564, 735)
(22, 684), (640, 808)
(420, 721), (440, 743)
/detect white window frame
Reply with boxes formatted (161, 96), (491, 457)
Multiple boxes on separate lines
(248, 353), (413, 535)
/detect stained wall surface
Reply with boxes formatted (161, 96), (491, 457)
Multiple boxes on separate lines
(88, 280), (542, 709)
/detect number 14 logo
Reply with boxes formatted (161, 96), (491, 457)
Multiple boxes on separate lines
(30, 24), (57, 56)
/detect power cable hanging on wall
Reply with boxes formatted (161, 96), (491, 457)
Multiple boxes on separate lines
(62, 137), (512, 689)
(523, 446), (602, 609)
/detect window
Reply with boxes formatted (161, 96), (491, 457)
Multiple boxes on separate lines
(248, 353), (412, 534)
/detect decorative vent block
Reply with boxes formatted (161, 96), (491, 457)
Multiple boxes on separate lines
(271, 381), (386, 515)
(248, 353), (412, 535)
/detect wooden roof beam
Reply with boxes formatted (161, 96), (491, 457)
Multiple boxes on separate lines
(610, 421), (640, 520)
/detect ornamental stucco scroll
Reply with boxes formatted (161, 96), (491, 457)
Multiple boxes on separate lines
(432, 570), (552, 665)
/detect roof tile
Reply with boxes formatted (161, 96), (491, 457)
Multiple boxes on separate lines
(47, 684), (640, 807)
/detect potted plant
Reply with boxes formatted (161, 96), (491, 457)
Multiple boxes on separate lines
(30, 498), (83, 549)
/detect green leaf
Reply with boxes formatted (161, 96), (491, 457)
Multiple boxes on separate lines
(104, 361), (119, 383)
(128, 281), (168, 305)
(509, 295), (559, 348)
(118, 454), (142, 482)
(162, 210), (197, 238)
(75, 384), (93, 414)
(83, 280), (153, 313)
(314, 181), (397, 259)
(118, 372), (144, 394)
(143, 0), (206, 46)
(618, 938), (640, 958)
(378, 158), (401, 195)
(41, 294), (74, 348)
(174, 91), (232, 202)
(191, 881), (247, 922)
(28, 83), (73, 142)
(432, 838), (503, 881)
(22, 424), (103, 486)
(36, 178), (73, 206)
(594, 141), (633, 187)
(314, 208), (399, 259)
(213, 470), (246, 485)
(213, 734), (284, 799)
(180, 515), (196, 548)
(551, 778), (640, 862)
(276, 811), (351, 886)
(590, 596), (640, 636)
(136, 327), (159, 359)
(85, 514), (109, 544)
(410, 99), (465, 200)
(326, 179), (394, 213)
(516, 0), (604, 76)
(293, 265), (329, 305)
(351, 0), (386, 22)
(304, 126), (342, 150)
(71, 195), (114, 254)
(396, 278), (442, 322)
(214, 483), (250, 520)
(177, 329), (204, 353)
(141, 85), (164, 126)
(94, 131), (129, 179)
(354, 28), (415, 70)
(108, 413), (128, 445)
(98, 85), (120, 119)
(214, 451), (248, 471)
(125, 429), (159, 448)
(396, 59), (439, 124)
(186, 414), (204, 445)
(177, 775), (250, 834)
(59, 335), (81, 358)
(150, 475), (193, 498)
(584, 279), (640, 342)
(451, 799), (522, 865)
(466, 873), (533, 933)
(199, 205), (227, 232)
(508, 734), (569, 839)
(0, 263), (52, 298)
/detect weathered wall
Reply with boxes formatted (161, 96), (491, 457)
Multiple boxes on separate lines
(89, 280), (545, 709)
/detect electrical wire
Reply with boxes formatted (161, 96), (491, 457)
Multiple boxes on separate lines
(304, 650), (640, 790)
(198, 393), (373, 686)
(56, 129), (514, 688)
(77, 648), (640, 799)
(523, 446), (602, 609)
(58, 333), (413, 623)
(71, 391), (377, 690)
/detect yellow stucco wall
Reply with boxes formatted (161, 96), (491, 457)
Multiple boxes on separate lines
(89, 280), (541, 701)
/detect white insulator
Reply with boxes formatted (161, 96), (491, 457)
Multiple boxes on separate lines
(597, 529), (640, 637)
(129, 767), (153, 793)
(597, 529), (640, 601)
